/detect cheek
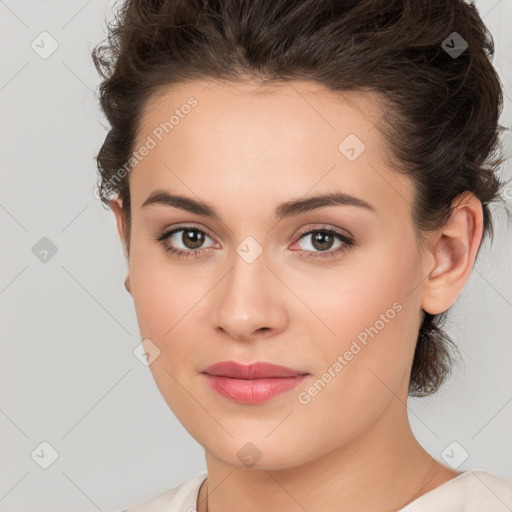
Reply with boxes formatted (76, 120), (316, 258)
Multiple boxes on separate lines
(310, 241), (421, 399)
(287, 264), (420, 450)
(127, 254), (204, 412)
(128, 238), (184, 341)
(128, 242), (213, 376)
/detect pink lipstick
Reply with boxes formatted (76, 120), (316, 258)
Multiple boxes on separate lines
(201, 361), (309, 404)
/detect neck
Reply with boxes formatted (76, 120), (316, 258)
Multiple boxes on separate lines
(196, 400), (460, 512)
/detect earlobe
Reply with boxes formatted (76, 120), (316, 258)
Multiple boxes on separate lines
(421, 193), (484, 315)
(124, 274), (132, 294)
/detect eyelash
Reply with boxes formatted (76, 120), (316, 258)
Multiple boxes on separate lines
(155, 225), (355, 261)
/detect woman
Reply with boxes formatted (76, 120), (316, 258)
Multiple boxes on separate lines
(92, 0), (512, 510)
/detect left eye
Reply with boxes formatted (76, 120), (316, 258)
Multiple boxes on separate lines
(294, 228), (350, 253)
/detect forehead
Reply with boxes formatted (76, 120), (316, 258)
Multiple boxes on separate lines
(129, 79), (414, 224)
(136, 79), (384, 152)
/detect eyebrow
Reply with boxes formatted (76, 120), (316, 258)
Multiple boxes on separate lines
(141, 189), (376, 220)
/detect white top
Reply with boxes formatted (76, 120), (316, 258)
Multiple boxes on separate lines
(122, 469), (512, 512)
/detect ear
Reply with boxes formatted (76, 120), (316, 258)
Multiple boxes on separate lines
(110, 198), (129, 261)
(420, 192), (484, 315)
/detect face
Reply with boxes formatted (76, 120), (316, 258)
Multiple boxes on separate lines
(113, 80), (430, 469)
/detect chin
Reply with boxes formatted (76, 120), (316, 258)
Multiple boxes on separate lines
(201, 433), (320, 471)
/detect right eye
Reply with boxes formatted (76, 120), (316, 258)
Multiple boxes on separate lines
(156, 226), (217, 258)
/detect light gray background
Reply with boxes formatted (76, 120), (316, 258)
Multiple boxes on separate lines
(1, 1), (511, 511)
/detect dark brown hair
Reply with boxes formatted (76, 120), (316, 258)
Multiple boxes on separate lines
(92, 0), (509, 397)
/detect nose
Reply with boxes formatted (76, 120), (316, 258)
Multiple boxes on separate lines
(210, 249), (288, 342)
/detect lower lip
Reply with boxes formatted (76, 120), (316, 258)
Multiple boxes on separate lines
(202, 374), (309, 404)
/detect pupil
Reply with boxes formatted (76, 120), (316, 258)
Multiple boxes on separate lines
(313, 231), (333, 251)
(184, 229), (204, 249)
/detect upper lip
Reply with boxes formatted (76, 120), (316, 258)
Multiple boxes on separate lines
(201, 361), (309, 379)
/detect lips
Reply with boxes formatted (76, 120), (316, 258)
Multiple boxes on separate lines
(201, 361), (310, 404)
(201, 361), (308, 379)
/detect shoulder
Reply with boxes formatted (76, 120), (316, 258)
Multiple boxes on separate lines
(120, 472), (207, 512)
(464, 470), (512, 510)
(400, 469), (512, 512)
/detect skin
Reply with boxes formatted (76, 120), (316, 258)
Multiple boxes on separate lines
(110, 79), (483, 511)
